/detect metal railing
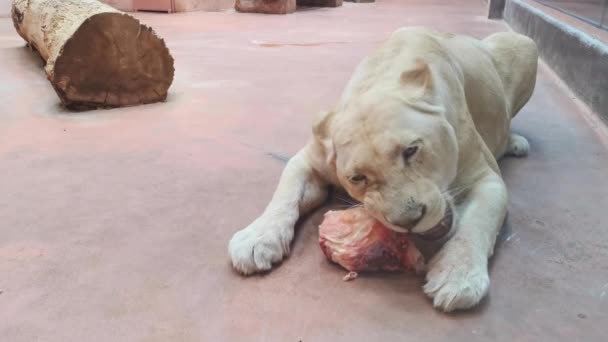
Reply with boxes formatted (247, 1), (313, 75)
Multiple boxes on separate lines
(534, 0), (608, 30)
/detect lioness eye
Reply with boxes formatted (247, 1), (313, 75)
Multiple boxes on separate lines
(403, 146), (419, 160)
(350, 174), (367, 183)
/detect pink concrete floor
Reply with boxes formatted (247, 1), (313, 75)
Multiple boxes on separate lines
(1, 1), (608, 341)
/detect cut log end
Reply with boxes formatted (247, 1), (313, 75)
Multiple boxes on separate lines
(50, 13), (174, 110)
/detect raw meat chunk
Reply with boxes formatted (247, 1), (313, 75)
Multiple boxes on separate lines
(319, 207), (425, 279)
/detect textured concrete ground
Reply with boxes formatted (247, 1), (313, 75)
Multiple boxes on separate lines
(1, 1), (607, 341)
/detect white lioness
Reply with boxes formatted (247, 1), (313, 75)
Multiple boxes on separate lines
(229, 27), (537, 312)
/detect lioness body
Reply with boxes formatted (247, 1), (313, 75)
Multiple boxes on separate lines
(229, 28), (538, 312)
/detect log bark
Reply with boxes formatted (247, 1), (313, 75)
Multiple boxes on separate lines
(297, 0), (342, 7)
(235, 0), (296, 14)
(12, 0), (174, 110)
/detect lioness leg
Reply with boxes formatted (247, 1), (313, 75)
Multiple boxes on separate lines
(482, 32), (538, 117)
(484, 34), (536, 160)
(424, 171), (508, 312)
(229, 146), (328, 275)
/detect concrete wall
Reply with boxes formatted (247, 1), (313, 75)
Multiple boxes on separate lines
(505, 0), (608, 118)
(174, 0), (234, 12)
(101, 0), (134, 11)
(100, 0), (234, 12)
(487, 0), (505, 19)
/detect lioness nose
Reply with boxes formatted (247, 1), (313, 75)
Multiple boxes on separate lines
(411, 204), (426, 227)
(389, 204), (426, 229)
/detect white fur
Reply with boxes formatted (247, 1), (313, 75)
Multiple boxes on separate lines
(229, 217), (293, 274)
(228, 27), (537, 312)
(507, 133), (530, 157)
(229, 150), (327, 275)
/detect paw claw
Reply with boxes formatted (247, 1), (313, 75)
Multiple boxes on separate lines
(424, 249), (489, 312)
(425, 274), (489, 312)
(229, 220), (293, 275)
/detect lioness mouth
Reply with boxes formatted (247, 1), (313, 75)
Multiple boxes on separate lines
(418, 204), (453, 241)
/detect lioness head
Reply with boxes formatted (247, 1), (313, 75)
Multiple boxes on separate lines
(314, 60), (458, 239)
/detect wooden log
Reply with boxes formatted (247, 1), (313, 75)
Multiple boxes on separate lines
(297, 0), (343, 7)
(11, 0), (174, 110)
(235, 0), (296, 14)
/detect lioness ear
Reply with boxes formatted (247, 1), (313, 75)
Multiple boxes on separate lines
(312, 110), (336, 165)
(312, 109), (334, 140)
(400, 59), (433, 91)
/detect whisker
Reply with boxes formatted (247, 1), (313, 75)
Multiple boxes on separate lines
(441, 183), (475, 198)
(334, 194), (359, 206)
(332, 203), (364, 209)
(333, 204), (358, 209)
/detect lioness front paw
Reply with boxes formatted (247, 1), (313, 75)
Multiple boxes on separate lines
(423, 246), (489, 312)
(228, 219), (294, 275)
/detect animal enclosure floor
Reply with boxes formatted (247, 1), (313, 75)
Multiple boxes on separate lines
(1, 1), (607, 341)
